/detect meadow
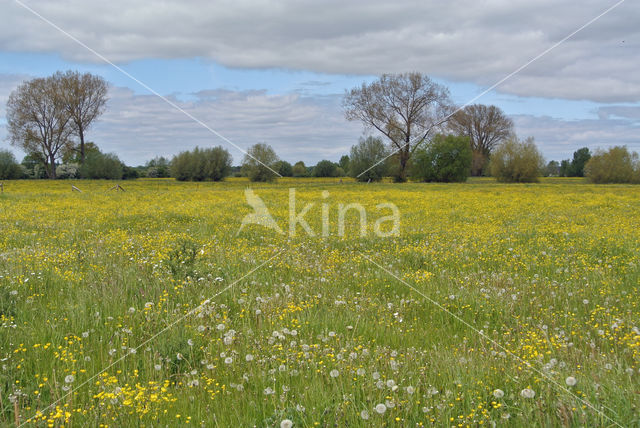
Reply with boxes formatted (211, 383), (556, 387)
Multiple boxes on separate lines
(0, 177), (639, 427)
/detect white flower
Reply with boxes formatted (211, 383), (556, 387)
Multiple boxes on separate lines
(82, 331), (89, 338)
(145, 302), (153, 309)
(330, 369), (339, 378)
(356, 368), (365, 376)
(154, 364), (162, 371)
(372, 372), (380, 380)
(386, 379), (395, 388)
(493, 389), (504, 398)
(187, 339), (194, 347)
(360, 410), (370, 420)
(280, 419), (293, 428)
(197, 325), (206, 332)
(245, 354), (254, 362)
(374, 403), (386, 414)
(128, 307), (135, 313)
(64, 375), (75, 384)
(565, 376), (577, 386)
(224, 357), (233, 364)
(520, 388), (535, 399)
(216, 323), (225, 331)
(207, 364), (214, 370)
(406, 386), (415, 394)
(264, 387), (275, 395)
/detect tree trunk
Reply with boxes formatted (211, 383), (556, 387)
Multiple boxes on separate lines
(79, 126), (85, 164)
(48, 153), (57, 179)
(471, 151), (487, 176)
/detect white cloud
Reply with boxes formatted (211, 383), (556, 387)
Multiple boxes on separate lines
(2, 0), (638, 102)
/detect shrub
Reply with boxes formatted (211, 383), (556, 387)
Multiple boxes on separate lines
(78, 152), (124, 179)
(410, 134), (472, 182)
(273, 160), (293, 177)
(171, 146), (232, 181)
(241, 143), (279, 182)
(313, 160), (339, 177)
(292, 161), (308, 177)
(0, 150), (25, 179)
(349, 136), (389, 182)
(490, 136), (544, 183)
(56, 163), (79, 179)
(585, 146), (639, 184)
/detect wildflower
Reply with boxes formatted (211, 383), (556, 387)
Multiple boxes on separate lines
(197, 325), (206, 332)
(493, 389), (504, 398)
(224, 357), (233, 364)
(330, 369), (339, 378)
(64, 375), (75, 384)
(520, 388), (535, 399)
(375, 403), (386, 414)
(360, 410), (370, 420)
(264, 387), (275, 395)
(280, 419), (293, 428)
(187, 339), (194, 347)
(372, 372), (380, 380)
(82, 331), (89, 338)
(406, 385), (415, 394)
(565, 376), (577, 386)
(245, 354), (254, 362)
(154, 364), (162, 371)
(128, 307), (136, 314)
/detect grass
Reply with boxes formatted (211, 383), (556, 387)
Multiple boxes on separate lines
(0, 177), (638, 427)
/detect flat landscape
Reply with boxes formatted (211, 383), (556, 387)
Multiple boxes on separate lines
(1, 178), (639, 426)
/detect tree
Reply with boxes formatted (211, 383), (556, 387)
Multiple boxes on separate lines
(6, 76), (74, 179)
(569, 147), (591, 177)
(410, 134), (472, 182)
(56, 71), (108, 164)
(171, 147), (232, 181)
(274, 160), (293, 177)
(78, 151), (124, 180)
(545, 160), (560, 177)
(339, 155), (350, 174)
(448, 104), (513, 176)
(146, 156), (171, 178)
(242, 143), (279, 182)
(489, 136), (545, 183)
(344, 72), (453, 182)
(292, 161), (308, 177)
(0, 150), (25, 179)
(21, 153), (46, 179)
(313, 160), (339, 177)
(559, 159), (571, 177)
(349, 136), (389, 182)
(585, 146), (639, 184)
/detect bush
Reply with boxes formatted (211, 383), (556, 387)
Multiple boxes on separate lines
(313, 160), (339, 177)
(490, 136), (544, 183)
(145, 157), (171, 178)
(56, 163), (79, 179)
(585, 146), (640, 184)
(0, 150), (25, 179)
(78, 152), (124, 179)
(410, 134), (472, 182)
(242, 143), (279, 182)
(171, 146), (232, 181)
(292, 161), (308, 177)
(273, 160), (293, 177)
(349, 136), (389, 182)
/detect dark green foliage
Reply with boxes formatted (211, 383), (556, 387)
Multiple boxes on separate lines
(559, 159), (571, 177)
(349, 136), (389, 182)
(313, 160), (339, 177)
(274, 160), (293, 177)
(410, 134), (472, 182)
(569, 147), (591, 177)
(339, 155), (350, 173)
(545, 160), (560, 177)
(241, 143), (279, 182)
(585, 146), (640, 184)
(145, 156), (172, 178)
(0, 150), (25, 179)
(490, 136), (545, 183)
(122, 166), (140, 180)
(78, 151), (124, 179)
(292, 161), (308, 177)
(171, 146), (232, 181)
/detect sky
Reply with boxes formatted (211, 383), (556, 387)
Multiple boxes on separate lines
(0, 0), (639, 166)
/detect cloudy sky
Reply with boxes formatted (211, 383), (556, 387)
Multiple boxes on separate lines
(1, 0), (639, 165)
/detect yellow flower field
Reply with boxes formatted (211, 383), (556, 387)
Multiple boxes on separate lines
(0, 177), (638, 427)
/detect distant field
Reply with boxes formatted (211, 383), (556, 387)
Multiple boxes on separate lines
(1, 178), (639, 427)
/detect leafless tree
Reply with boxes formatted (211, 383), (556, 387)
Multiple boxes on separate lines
(448, 104), (513, 176)
(343, 73), (453, 182)
(6, 76), (74, 179)
(56, 71), (108, 164)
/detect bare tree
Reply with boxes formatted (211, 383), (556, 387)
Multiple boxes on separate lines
(57, 71), (108, 164)
(448, 104), (513, 176)
(343, 73), (453, 182)
(6, 76), (74, 179)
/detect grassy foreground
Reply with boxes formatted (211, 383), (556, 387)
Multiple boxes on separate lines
(0, 178), (639, 427)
